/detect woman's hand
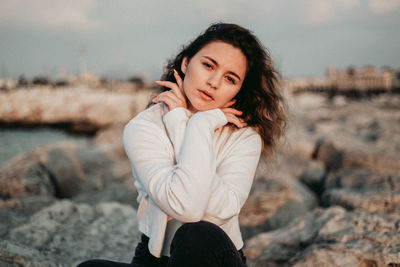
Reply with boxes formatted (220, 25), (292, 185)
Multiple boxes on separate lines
(221, 99), (247, 128)
(152, 69), (187, 111)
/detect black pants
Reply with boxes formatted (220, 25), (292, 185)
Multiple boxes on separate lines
(77, 221), (247, 267)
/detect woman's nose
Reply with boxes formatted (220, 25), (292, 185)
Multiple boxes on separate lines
(207, 73), (221, 89)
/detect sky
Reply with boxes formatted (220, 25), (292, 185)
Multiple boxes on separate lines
(0, 0), (399, 80)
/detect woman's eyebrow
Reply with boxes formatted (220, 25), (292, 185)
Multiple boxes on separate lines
(202, 56), (242, 81)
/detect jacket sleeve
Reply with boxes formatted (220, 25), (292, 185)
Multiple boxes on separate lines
(162, 107), (192, 158)
(123, 108), (227, 222)
(203, 130), (262, 226)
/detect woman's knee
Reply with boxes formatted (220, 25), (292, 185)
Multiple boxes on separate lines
(172, 220), (230, 249)
(176, 221), (220, 237)
(169, 221), (243, 266)
(77, 259), (101, 267)
(76, 259), (133, 267)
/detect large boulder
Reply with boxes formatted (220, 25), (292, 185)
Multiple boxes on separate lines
(322, 169), (400, 213)
(287, 93), (400, 175)
(265, 152), (326, 196)
(0, 140), (134, 200)
(245, 206), (400, 267)
(0, 195), (55, 239)
(239, 159), (318, 239)
(313, 140), (400, 175)
(92, 123), (133, 181)
(267, 152), (325, 183)
(0, 200), (141, 266)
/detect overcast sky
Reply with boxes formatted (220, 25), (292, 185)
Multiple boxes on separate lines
(0, 0), (399, 80)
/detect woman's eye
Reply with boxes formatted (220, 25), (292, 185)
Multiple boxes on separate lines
(226, 76), (236, 84)
(202, 62), (212, 69)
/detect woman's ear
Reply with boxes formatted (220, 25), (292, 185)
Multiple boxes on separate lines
(181, 57), (188, 74)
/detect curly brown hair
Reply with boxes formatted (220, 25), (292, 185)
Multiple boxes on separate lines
(155, 22), (288, 156)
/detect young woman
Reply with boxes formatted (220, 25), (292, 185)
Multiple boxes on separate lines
(78, 22), (287, 267)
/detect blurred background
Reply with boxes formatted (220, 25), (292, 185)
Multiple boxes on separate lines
(0, 0), (399, 79)
(0, 1), (399, 266)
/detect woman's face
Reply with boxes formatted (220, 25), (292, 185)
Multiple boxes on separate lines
(181, 41), (247, 113)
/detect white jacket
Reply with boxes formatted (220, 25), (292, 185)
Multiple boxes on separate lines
(123, 103), (261, 258)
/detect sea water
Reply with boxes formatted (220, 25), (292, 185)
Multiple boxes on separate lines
(0, 127), (90, 166)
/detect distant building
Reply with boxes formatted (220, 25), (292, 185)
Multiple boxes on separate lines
(0, 78), (16, 91)
(67, 71), (100, 87)
(286, 65), (400, 95)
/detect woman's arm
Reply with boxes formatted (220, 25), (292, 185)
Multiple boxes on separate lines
(123, 108), (227, 222)
(203, 130), (262, 226)
(162, 106), (261, 226)
(162, 106), (191, 157)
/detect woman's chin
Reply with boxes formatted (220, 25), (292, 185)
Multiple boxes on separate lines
(192, 106), (216, 112)
(189, 101), (219, 113)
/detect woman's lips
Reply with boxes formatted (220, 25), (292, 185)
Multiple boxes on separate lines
(198, 89), (213, 101)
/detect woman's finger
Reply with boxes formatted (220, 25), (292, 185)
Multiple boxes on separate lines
(222, 99), (236, 108)
(153, 91), (178, 104)
(224, 113), (247, 128)
(155, 80), (184, 101)
(152, 91), (185, 111)
(173, 69), (184, 93)
(221, 107), (243, 116)
(153, 94), (175, 110)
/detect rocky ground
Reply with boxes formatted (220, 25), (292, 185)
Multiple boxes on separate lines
(0, 87), (399, 266)
(0, 85), (152, 134)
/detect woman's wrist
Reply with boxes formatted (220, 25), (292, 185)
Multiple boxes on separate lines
(190, 108), (228, 129)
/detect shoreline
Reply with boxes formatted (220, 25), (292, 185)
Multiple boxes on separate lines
(0, 121), (101, 136)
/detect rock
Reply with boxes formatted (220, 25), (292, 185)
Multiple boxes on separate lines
(0, 152), (55, 198)
(267, 152), (323, 182)
(285, 123), (316, 158)
(44, 146), (84, 198)
(312, 140), (400, 175)
(92, 124), (133, 181)
(268, 152), (326, 196)
(299, 166), (326, 197)
(244, 206), (400, 267)
(0, 140), (132, 200)
(0, 200), (140, 266)
(93, 123), (126, 157)
(322, 169), (400, 213)
(340, 151), (400, 175)
(288, 93), (327, 110)
(357, 120), (381, 142)
(239, 159), (318, 239)
(312, 139), (344, 172)
(73, 180), (138, 209)
(0, 242), (42, 266)
(287, 94), (400, 176)
(0, 86), (152, 134)
(0, 195), (55, 239)
(332, 95), (347, 107)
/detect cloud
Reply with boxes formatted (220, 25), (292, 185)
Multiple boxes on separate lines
(336, 0), (360, 9)
(191, 0), (281, 23)
(306, 0), (336, 25)
(304, 0), (361, 26)
(0, 0), (99, 30)
(369, 0), (400, 14)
